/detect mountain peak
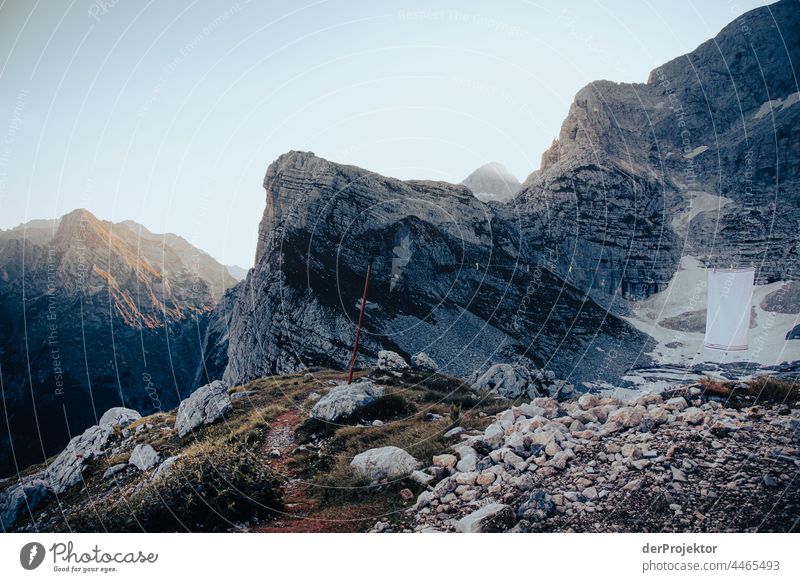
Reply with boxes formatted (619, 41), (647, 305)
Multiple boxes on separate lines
(461, 162), (521, 203)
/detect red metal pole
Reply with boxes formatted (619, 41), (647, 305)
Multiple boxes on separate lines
(347, 257), (373, 384)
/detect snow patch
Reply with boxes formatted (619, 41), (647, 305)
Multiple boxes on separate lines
(753, 92), (800, 119)
(683, 145), (709, 159)
(670, 191), (733, 238)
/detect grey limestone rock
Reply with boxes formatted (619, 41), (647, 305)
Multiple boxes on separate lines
(129, 444), (161, 472)
(174, 380), (232, 438)
(350, 446), (420, 484)
(98, 407), (142, 429)
(45, 425), (112, 494)
(310, 380), (383, 423)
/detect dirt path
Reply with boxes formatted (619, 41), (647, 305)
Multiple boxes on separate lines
(252, 405), (380, 533)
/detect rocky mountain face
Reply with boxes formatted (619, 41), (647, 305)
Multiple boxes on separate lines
(221, 151), (651, 390)
(217, 2), (799, 393)
(0, 210), (237, 478)
(461, 162), (521, 203)
(514, 0), (800, 307)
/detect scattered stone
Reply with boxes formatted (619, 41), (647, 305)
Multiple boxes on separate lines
(470, 364), (542, 399)
(578, 393), (602, 410)
(377, 350), (410, 372)
(456, 455), (477, 473)
(102, 464), (128, 480)
(682, 407), (705, 425)
(624, 478), (643, 492)
(45, 425), (112, 494)
(433, 454), (457, 468)
(456, 503), (515, 533)
(607, 406), (644, 429)
(671, 467), (688, 482)
(443, 426), (465, 438)
(0, 479), (50, 529)
(230, 391), (254, 402)
(411, 352), (438, 371)
(476, 470), (497, 486)
(665, 397), (688, 411)
(517, 489), (555, 521)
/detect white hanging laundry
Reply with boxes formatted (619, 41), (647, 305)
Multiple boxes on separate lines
(704, 267), (755, 351)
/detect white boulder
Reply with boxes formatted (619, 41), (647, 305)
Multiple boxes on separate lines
(98, 407), (141, 429)
(350, 446), (420, 483)
(129, 444), (161, 471)
(174, 380), (232, 437)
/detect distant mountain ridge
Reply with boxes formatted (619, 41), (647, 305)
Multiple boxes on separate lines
(0, 209), (238, 477)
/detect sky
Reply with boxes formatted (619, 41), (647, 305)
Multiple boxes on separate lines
(0, 0), (769, 268)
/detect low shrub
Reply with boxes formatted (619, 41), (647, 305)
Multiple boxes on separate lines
(69, 441), (280, 532)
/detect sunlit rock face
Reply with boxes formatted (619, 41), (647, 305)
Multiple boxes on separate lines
(0, 210), (236, 478)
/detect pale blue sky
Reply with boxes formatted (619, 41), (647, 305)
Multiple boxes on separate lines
(0, 0), (768, 267)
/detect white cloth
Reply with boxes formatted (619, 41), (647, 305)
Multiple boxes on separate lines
(704, 267), (755, 351)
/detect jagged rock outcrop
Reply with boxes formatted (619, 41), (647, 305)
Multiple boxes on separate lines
(514, 0), (800, 308)
(45, 425), (112, 494)
(461, 162), (521, 203)
(222, 151), (652, 389)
